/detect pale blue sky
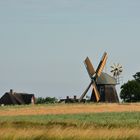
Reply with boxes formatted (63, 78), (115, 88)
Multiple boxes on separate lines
(0, 0), (140, 98)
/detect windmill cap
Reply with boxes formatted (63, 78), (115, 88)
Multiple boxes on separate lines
(96, 72), (117, 85)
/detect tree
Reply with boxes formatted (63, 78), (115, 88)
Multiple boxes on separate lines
(36, 97), (45, 104)
(44, 97), (58, 103)
(36, 97), (58, 104)
(133, 72), (140, 83)
(120, 72), (140, 102)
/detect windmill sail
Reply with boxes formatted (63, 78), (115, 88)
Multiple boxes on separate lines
(96, 52), (107, 77)
(84, 57), (95, 78)
(79, 82), (92, 102)
(91, 82), (100, 102)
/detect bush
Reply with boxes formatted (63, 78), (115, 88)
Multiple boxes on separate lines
(36, 97), (58, 104)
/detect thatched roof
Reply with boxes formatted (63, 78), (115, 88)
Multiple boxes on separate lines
(0, 90), (35, 105)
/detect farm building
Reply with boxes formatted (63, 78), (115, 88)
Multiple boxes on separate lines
(0, 89), (35, 105)
(59, 96), (81, 103)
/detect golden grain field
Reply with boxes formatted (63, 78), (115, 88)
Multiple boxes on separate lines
(0, 103), (140, 116)
(0, 127), (140, 140)
(0, 103), (140, 140)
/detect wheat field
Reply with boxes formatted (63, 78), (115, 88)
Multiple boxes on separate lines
(0, 127), (140, 140)
(0, 103), (140, 140)
(0, 103), (140, 116)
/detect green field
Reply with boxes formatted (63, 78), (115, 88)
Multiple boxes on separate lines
(0, 104), (140, 140)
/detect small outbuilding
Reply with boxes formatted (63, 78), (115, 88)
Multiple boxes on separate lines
(0, 89), (35, 105)
(59, 95), (80, 103)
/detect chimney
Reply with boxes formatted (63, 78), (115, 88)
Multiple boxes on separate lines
(74, 95), (77, 100)
(66, 96), (69, 99)
(10, 89), (13, 94)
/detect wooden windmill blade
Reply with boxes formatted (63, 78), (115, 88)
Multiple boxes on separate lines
(79, 58), (95, 102)
(84, 57), (95, 78)
(96, 52), (107, 77)
(79, 82), (92, 102)
(79, 53), (107, 102)
(91, 82), (100, 102)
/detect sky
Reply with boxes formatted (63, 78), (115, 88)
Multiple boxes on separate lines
(0, 0), (140, 99)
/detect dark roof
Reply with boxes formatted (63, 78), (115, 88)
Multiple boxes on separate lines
(0, 92), (35, 105)
(96, 72), (117, 85)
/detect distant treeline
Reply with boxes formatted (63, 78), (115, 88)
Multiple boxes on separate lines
(36, 97), (58, 104)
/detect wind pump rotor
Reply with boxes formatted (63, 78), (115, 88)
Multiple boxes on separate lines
(110, 63), (123, 77)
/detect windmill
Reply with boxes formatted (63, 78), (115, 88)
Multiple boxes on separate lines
(79, 52), (119, 103)
(79, 52), (107, 102)
(110, 64), (123, 84)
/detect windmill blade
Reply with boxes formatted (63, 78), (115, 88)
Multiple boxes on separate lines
(84, 57), (95, 78)
(91, 82), (100, 102)
(111, 65), (115, 69)
(113, 63), (116, 67)
(113, 72), (116, 77)
(119, 66), (122, 69)
(79, 82), (92, 102)
(119, 69), (123, 73)
(118, 64), (122, 68)
(117, 63), (120, 67)
(111, 70), (115, 73)
(114, 71), (117, 77)
(96, 52), (107, 77)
